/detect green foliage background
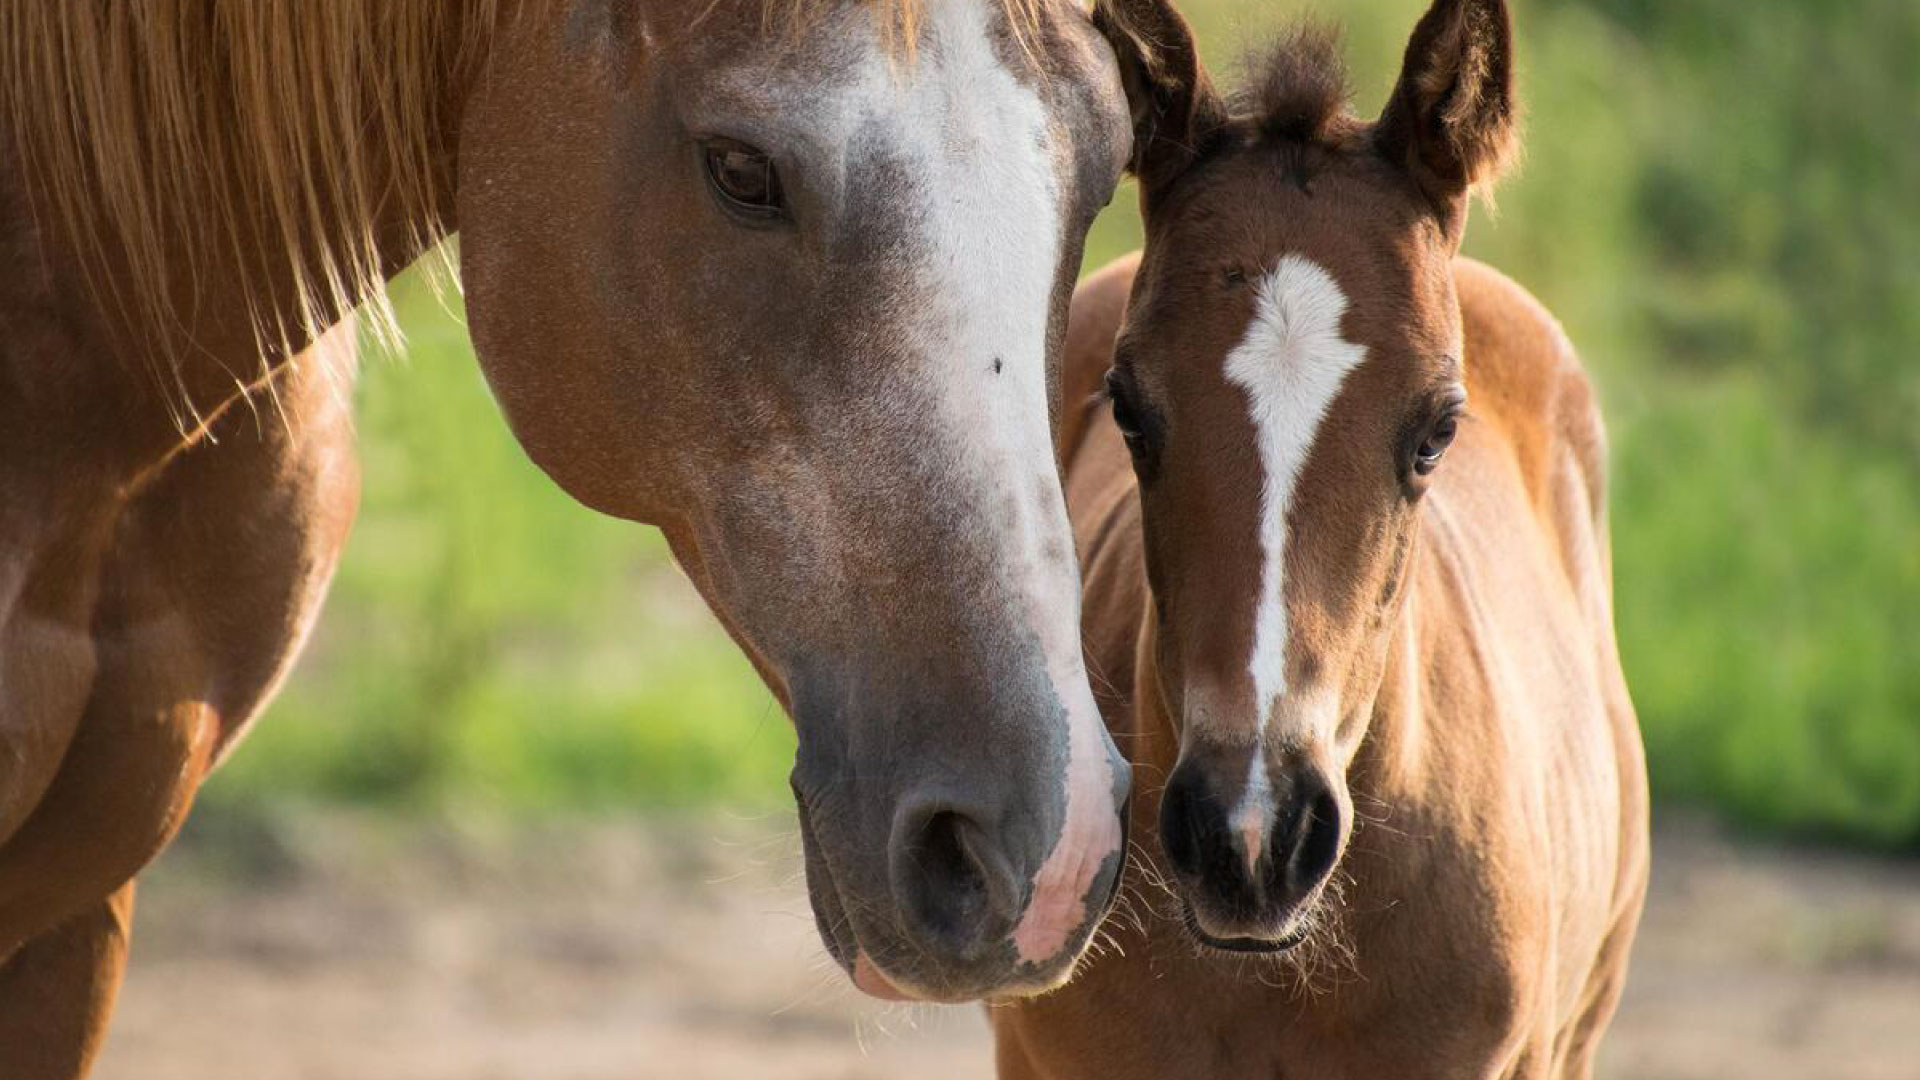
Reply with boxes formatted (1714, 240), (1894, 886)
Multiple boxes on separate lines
(204, 0), (1920, 847)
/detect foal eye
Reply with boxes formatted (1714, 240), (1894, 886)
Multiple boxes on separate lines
(1104, 370), (1148, 451)
(1413, 413), (1459, 476)
(702, 138), (787, 221)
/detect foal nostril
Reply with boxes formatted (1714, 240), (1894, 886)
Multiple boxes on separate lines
(1162, 756), (1345, 926)
(1160, 763), (1266, 912)
(1158, 765), (1212, 882)
(894, 808), (1019, 957)
(1279, 781), (1343, 896)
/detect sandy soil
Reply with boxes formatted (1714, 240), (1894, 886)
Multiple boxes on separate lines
(92, 811), (1920, 1080)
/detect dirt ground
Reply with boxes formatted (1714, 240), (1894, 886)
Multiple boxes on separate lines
(92, 811), (1920, 1080)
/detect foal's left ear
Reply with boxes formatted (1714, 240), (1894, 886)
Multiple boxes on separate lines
(1375, 0), (1518, 239)
(1092, 0), (1227, 205)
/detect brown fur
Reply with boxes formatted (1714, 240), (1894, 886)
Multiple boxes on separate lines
(997, 4), (1646, 1076)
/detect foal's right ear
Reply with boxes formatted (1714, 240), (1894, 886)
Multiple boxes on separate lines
(1092, 0), (1227, 203)
(1375, 0), (1517, 237)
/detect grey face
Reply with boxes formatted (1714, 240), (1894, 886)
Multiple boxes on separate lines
(457, 0), (1133, 1000)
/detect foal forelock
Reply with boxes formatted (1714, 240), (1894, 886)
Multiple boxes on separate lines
(1217, 256), (1365, 762)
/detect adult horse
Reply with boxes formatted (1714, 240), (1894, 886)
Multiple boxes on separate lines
(0, 0), (1136, 1072)
(994, 0), (1648, 1075)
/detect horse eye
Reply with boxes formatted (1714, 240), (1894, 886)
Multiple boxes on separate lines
(703, 138), (787, 220)
(1413, 413), (1458, 475)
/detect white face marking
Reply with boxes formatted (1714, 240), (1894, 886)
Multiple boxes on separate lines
(1233, 750), (1274, 876)
(1220, 257), (1367, 830)
(898, 0), (1122, 970)
(770, 0), (1118, 971)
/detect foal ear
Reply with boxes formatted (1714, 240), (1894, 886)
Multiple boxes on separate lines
(1092, 0), (1227, 202)
(1375, 0), (1517, 233)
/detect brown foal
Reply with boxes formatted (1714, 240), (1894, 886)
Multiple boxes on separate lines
(993, 0), (1648, 1075)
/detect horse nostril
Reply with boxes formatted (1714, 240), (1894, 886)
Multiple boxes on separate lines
(1282, 782), (1343, 896)
(895, 808), (1017, 957)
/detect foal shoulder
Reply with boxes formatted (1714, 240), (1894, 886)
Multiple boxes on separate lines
(1454, 258), (1607, 535)
(1060, 253), (1141, 472)
(1061, 253), (1149, 726)
(1453, 256), (1618, 648)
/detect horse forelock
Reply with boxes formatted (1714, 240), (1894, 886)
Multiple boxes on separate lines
(763, 0), (1054, 57)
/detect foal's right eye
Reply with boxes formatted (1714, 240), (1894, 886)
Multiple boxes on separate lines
(1414, 413), (1457, 474)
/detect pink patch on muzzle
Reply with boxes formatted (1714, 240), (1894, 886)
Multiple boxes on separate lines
(1010, 691), (1123, 967)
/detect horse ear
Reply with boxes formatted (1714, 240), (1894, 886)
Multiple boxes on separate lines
(1375, 0), (1517, 232)
(1092, 0), (1227, 202)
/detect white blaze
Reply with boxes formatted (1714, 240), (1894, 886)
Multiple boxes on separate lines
(793, 0), (1119, 970)
(1221, 257), (1367, 843)
(894, 0), (1119, 969)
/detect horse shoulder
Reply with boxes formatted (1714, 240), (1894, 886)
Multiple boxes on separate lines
(0, 325), (359, 960)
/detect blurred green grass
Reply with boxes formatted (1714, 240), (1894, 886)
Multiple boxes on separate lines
(202, 0), (1920, 847)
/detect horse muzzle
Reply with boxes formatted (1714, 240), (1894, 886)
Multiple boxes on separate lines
(792, 758), (1130, 1002)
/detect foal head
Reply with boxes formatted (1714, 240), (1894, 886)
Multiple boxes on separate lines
(1096, 0), (1516, 951)
(456, 0), (1133, 998)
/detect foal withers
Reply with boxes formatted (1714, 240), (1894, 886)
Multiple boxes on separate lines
(993, 0), (1648, 1075)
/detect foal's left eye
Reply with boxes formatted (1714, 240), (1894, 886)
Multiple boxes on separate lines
(702, 138), (788, 221)
(1413, 413), (1459, 475)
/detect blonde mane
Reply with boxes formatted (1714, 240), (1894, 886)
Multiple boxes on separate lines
(2, 0), (1037, 422)
(1, 0), (501, 407)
